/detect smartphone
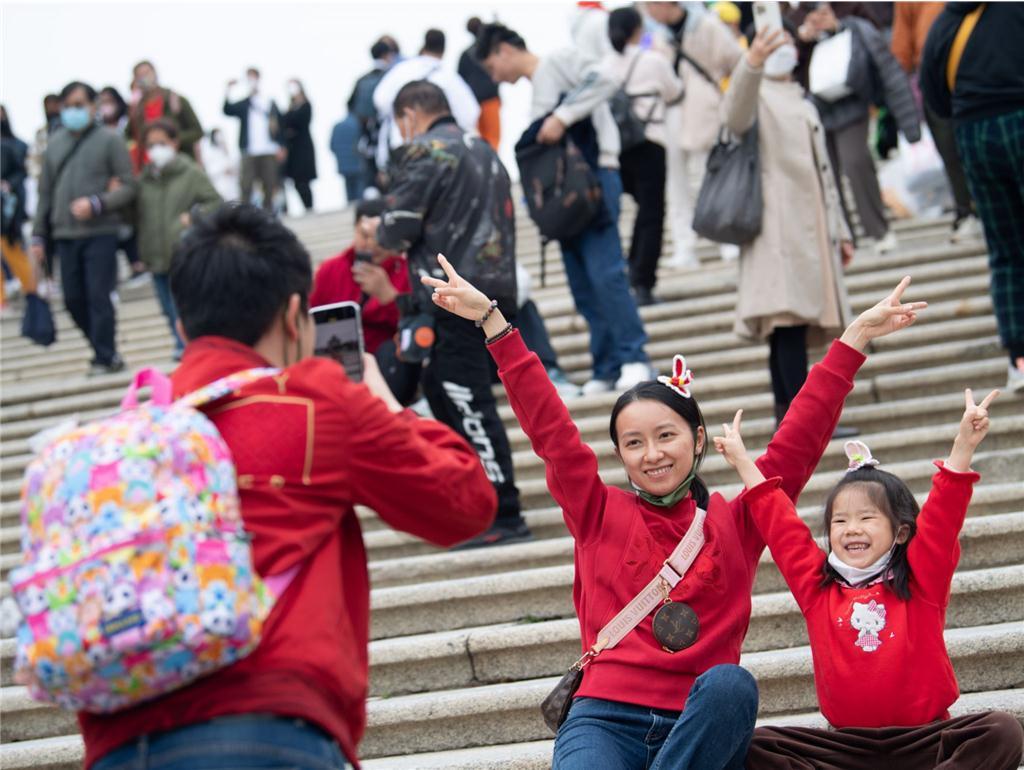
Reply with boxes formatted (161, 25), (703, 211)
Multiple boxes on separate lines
(753, 1), (784, 34)
(310, 301), (365, 383)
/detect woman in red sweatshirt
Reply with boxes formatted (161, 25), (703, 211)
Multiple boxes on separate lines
(715, 392), (1023, 769)
(423, 256), (927, 770)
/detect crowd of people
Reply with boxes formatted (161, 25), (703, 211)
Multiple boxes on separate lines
(3, 2), (1024, 770)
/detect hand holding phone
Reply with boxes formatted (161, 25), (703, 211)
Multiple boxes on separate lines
(311, 301), (365, 382)
(753, 1), (784, 34)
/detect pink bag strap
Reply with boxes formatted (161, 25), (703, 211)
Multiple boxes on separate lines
(263, 563), (302, 599)
(587, 507), (707, 658)
(121, 368), (174, 410)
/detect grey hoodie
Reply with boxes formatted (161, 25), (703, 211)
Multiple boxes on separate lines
(33, 125), (137, 241)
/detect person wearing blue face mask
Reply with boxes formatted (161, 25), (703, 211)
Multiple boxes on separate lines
(31, 81), (137, 375)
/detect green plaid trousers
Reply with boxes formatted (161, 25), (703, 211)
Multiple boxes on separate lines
(955, 108), (1024, 360)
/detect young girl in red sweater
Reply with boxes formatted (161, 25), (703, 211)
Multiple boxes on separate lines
(424, 255), (927, 770)
(715, 392), (1024, 769)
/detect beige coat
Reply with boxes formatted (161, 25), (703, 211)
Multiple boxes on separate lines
(722, 57), (853, 345)
(669, 10), (743, 153)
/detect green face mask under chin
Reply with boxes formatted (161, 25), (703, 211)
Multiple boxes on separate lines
(631, 462), (698, 508)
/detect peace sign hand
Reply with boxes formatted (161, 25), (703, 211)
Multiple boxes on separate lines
(958, 388), (998, 448)
(840, 276), (929, 352)
(714, 410), (767, 488)
(420, 253), (492, 322)
(947, 388), (999, 472)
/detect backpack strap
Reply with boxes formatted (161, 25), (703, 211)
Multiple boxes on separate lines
(177, 367), (281, 409)
(946, 4), (986, 92)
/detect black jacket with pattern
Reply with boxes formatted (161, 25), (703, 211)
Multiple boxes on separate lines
(378, 116), (516, 315)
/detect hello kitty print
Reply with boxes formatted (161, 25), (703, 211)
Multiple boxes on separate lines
(11, 367), (280, 713)
(850, 600), (887, 653)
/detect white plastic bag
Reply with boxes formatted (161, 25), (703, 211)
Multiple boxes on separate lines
(810, 30), (854, 103)
(877, 126), (952, 218)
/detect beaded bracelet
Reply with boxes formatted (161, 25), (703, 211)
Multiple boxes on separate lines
(475, 299), (499, 328)
(485, 322), (514, 345)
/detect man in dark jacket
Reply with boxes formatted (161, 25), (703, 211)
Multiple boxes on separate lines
(792, 3), (920, 254)
(31, 81), (137, 374)
(371, 79), (530, 549)
(348, 38), (400, 193)
(921, 2), (1024, 394)
(126, 60), (204, 173)
(223, 68), (282, 213)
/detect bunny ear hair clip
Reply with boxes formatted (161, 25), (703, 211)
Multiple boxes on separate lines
(844, 440), (880, 472)
(657, 355), (694, 398)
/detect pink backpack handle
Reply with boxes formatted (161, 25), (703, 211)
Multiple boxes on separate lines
(121, 368), (173, 410)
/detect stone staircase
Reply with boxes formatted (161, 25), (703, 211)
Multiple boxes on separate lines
(0, 205), (1021, 769)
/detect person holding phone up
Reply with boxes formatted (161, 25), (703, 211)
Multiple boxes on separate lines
(310, 198), (418, 404)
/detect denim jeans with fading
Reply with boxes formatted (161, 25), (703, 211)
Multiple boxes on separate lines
(553, 664), (759, 770)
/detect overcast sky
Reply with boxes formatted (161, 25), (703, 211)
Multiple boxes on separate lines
(1, 0), (588, 212)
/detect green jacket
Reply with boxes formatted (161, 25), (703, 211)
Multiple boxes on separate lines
(136, 154), (221, 274)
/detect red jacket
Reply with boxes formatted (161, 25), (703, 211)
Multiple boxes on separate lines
(79, 337), (496, 768)
(488, 329), (865, 711)
(309, 246), (410, 354)
(741, 462), (979, 728)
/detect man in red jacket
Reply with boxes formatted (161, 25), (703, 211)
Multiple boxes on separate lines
(310, 198), (420, 404)
(79, 204), (497, 770)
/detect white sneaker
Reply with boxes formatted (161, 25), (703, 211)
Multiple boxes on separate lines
(409, 397), (434, 418)
(124, 271), (152, 290)
(719, 244), (740, 261)
(1008, 359), (1024, 395)
(951, 215), (983, 243)
(581, 378), (615, 396)
(667, 247), (701, 270)
(615, 362), (656, 390)
(874, 231), (898, 255)
(548, 368), (582, 400)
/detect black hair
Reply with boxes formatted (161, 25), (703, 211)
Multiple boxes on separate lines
(371, 40), (391, 60)
(819, 466), (919, 600)
(609, 7), (643, 53)
(169, 204), (313, 346)
(43, 93), (61, 107)
(609, 382), (710, 509)
(423, 28), (446, 56)
(355, 198), (386, 223)
(474, 22), (527, 60)
(379, 35), (401, 55)
(466, 17), (483, 36)
(60, 81), (97, 103)
(392, 80), (451, 118)
(99, 87), (128, 120)
(143, 118), (178, 143)
(132, 59), (156, 76)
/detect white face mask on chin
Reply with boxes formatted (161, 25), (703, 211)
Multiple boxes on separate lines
(764, 44), (798, 78)
(827, 542), (896, 587)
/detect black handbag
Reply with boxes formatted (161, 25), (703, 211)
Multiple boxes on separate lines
(21, 293), (57, 347)
(692, 122), (762, 246)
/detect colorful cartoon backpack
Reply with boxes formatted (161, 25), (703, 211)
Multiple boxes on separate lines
(11, 367), (293, 713)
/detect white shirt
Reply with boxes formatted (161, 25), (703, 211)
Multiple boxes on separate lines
(246, 93), (279, 156)
(372, 54), (481, 166)
(530, 48), (622, 169)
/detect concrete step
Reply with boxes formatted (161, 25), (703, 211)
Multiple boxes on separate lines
(2, 622), (1019, 756)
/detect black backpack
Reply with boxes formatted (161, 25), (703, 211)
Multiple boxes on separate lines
(609, 54), (660, 153)
(515, 135), (602, 242)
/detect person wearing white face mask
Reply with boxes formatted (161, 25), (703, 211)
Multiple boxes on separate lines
(721, 27), (855, 432)
(136, 119), (221, 359)
(280, 79), (317, 212)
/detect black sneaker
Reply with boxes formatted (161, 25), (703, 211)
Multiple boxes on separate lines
(632, 286), (660, 307)
(450, 520), (534, 551)
(88, 355), (125, 377)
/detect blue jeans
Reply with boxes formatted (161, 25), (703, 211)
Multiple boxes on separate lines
(559, 168), (649, 382)
(151, 273), (184, 355)
(553, 664), (758, 770)
(91, 714), (349, 770)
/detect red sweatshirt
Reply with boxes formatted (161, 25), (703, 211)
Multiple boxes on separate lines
(489, 330), (865, 711)
(741, 462), (979, 728)
(309, 246), (411, 354)
(78, 337), (496, 768)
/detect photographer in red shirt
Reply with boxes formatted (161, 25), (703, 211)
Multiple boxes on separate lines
(310, 199), (420, 404)
(80, 204), (496, 769)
